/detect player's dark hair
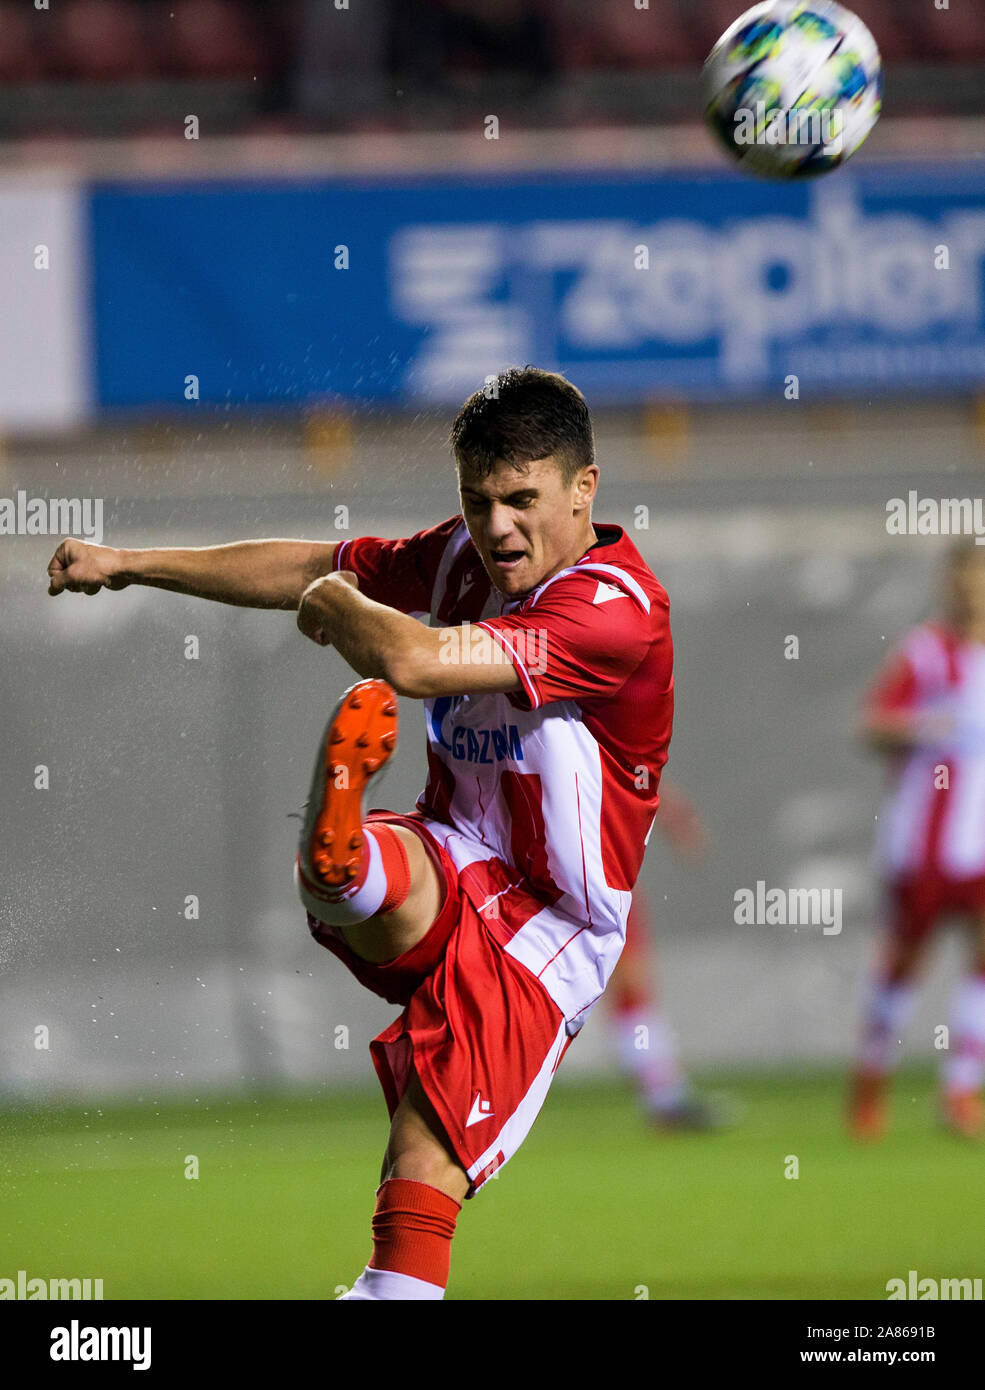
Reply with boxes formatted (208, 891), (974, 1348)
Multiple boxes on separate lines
(450, 366), (595, 487)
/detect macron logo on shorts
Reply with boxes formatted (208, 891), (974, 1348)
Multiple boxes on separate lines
(466, 1093), (494, 1128)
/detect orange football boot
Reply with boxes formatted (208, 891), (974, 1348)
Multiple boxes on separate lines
(941, 1090), (985, 1140)
(847, 1070), (889, 1141)
(298, 679), (398, 892)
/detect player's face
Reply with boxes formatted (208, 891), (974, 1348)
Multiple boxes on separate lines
(458, 455), (598, 598)
(947, 552), (985, 628)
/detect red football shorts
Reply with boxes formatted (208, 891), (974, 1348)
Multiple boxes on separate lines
(305, 809), (571, 1196)
(883, 870), (985, 944)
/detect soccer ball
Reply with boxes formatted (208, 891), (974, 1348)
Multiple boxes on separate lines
(701, 1), (882, 179)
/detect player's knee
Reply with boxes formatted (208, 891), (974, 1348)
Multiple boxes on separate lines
(383, 1076), (469, 1201)
(383, 1140), (468, 1202)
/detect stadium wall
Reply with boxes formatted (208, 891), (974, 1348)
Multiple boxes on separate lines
(0, 489), (974, 1097)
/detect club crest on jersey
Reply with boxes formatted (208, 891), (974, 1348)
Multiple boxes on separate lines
(428, 696), (524, 764)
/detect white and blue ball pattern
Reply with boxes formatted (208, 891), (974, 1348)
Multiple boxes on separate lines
(702, 1), (883, 179)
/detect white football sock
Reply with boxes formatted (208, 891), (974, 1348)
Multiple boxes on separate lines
(942, 973), (985, 1095)
(295, 827), (390, 927)
(339, 1266), (445, 1301)
(857, 977), (918, 1074)
(610, 1006), (687, 1109)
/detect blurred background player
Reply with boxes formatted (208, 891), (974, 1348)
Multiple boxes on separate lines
(850, 542), (985, 1141)
(607, 783), (732, 1130)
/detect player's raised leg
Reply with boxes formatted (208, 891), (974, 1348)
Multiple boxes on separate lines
(294, 678), (468, 1299)
(294, 679), (443, 962)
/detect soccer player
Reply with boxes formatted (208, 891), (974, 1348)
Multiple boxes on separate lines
(849, 541), (985, 1141)
(46, 366), (675, 1300)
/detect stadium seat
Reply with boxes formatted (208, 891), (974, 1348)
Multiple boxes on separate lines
(0, 1), (47, 81)
(54, 0), (155, 80)
(542, 0), (598, 70)
(544, 0), (692, 70)
(845, 0), (920, 64)
(159, 0), (270, 79)
(596, 0), (700, 67)
(686, 0), (766, 58)
(905, 0), (985, 61)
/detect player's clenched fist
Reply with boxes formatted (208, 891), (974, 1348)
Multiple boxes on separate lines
(47, 537), (130, 597)
(297, 570), (359, 646)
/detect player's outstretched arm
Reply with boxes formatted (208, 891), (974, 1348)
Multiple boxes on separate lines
(47, 536), (339, 610)
(859, 646), (953, 753)
(859, 708), (952, 754)
(297, 573), (521, 699)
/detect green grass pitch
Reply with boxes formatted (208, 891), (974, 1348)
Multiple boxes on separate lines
(2, 1068), (978, 1301)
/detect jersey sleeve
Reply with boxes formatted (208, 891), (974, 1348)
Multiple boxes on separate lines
(477, 573), (658, 710)
(332, 516), (461, 617)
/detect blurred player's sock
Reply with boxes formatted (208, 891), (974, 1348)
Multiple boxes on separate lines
(940, 972), (985, 1137)
(339, 1179), (460, 1301)
(849, 975), (919, 1139)
(857, 975), (918, 1075)
(942, 971), (985, 1093)
(847, 1070), (889, 1141)
(610, 1004), (688, 1111)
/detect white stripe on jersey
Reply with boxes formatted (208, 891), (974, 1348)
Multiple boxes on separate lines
(906, 625), (952, 686)
(475, 621), (541, 708)
(474, 553), (652, 710)
(523, 559), (652, 614)
(569, 562), (652, 613)
(430, 518), (473, 616)
(878, 756), (939, 874)
(947, 754), (985, 877)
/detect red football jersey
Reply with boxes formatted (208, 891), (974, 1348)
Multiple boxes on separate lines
(334, 515), (674, 1031)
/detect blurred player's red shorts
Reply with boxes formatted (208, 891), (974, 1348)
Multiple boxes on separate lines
(305, 809), (570, 1196)
(884, 870), (985, 943)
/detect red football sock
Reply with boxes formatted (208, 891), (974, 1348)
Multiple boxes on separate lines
(368, 1178), (461, 1288)
(372, 822), (412, 914)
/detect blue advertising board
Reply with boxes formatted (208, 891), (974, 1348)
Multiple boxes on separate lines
(89, 162), (985, 410)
